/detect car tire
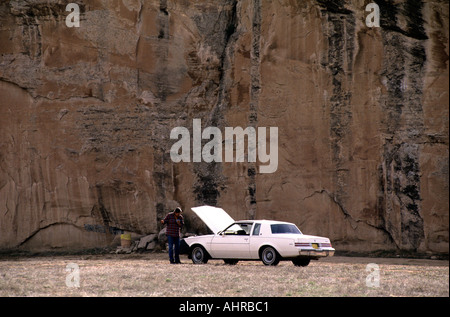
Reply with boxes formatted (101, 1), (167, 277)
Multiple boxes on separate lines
(260, 246), (280, 266)
(191, 245), (209, 264)
(292, 258), (311, 267)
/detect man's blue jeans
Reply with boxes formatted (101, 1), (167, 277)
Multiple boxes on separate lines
(167, 235), (180, 263)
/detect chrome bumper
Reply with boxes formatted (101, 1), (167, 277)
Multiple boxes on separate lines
(298, 248), (335, 257)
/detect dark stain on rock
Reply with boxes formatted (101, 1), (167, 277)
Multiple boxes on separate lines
(376, 0), (428, 40)
(192, 0), (238, 207)
(193, 164), (226, 206)
(378, 0), (427, 250)
(316, 0), (352, 15)
(319, 3), (355, 212)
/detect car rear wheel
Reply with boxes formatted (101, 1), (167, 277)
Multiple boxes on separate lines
(191, 245), (208, 264)
(260, 246), (280, 266)
(292, 258), (311, 267)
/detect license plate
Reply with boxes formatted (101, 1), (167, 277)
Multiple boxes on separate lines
(312, 243), (319, 249)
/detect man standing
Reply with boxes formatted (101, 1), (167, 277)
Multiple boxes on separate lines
(161, 207), (184, 264)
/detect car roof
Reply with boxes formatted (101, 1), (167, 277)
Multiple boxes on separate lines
(235, 219), (296, 225)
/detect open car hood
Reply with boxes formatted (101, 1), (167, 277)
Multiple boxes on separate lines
(191, 205), (235, 234)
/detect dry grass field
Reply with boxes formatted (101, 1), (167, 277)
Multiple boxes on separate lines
(0, 253), (448, 297)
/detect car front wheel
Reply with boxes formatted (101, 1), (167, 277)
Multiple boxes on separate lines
(191, 246), (209, 264)
(260, 246), (280, 266)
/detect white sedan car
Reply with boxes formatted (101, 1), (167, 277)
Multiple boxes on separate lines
(180, 206), (335, 266)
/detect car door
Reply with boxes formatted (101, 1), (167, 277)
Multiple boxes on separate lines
(210, 223), (252, 259)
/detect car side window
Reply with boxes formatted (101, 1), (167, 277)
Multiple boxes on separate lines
(224, 223), (252, 235)
(237, 223), (252, 235)
(252, 223), (261, 236)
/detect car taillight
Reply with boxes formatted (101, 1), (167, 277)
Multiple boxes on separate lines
(295, 242), (310, 247)
(321, 243), (332, 248)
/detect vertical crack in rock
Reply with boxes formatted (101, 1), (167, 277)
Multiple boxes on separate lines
(150, 0), (174, 224)
(154, 153), (171, 225)
(94, 184), (112, 231)
(156, 0), (170, 101)
(193, 0), (238, 206)
(378, 0), (426, 251)
(246, 0), (261, 219)
(318, 1), (355, 228)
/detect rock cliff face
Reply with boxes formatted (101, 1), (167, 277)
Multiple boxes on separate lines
(0, 0), (448, 254)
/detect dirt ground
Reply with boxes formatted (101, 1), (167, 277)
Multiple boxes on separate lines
(0, 253), (448, 297)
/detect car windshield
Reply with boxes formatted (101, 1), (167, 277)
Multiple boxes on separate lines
(270, 223), (302, 234)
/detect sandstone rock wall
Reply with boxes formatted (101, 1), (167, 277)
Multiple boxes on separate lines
(0, 0), (448, 254)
